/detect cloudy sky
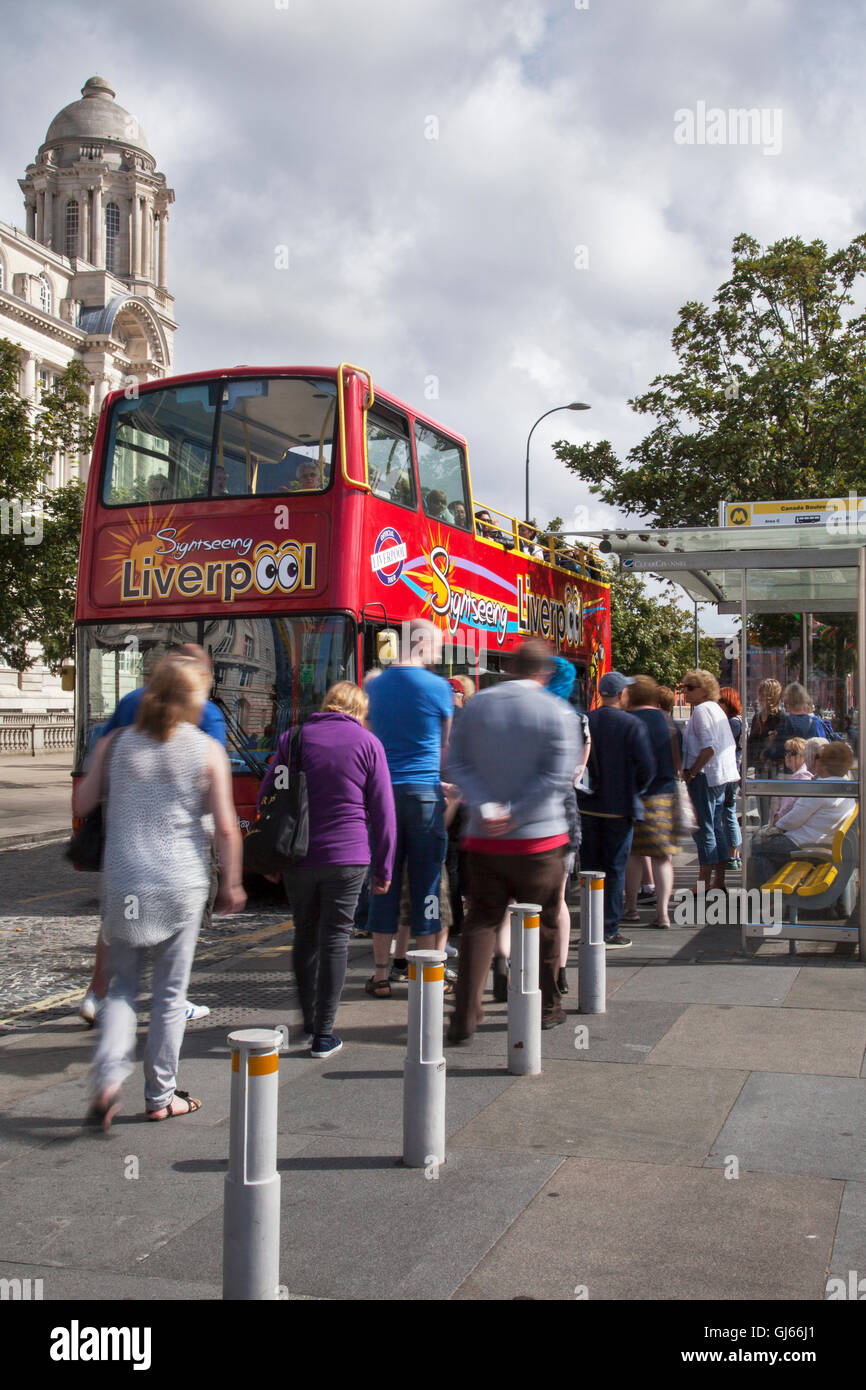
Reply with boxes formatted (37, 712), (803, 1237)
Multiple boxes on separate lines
(3, 0), (864, 555)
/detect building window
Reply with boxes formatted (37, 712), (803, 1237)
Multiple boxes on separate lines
(65, 201), (79, 258)
(0, 257), (5, 292)
(38, 274), (52, 315)
(105, 202), (120, 273)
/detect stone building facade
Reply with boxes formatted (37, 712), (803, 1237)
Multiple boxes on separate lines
(0, 76), (176, 713)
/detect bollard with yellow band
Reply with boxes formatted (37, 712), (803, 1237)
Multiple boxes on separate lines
(578, 871), (606, 1014)
(403, 949), (447, 1168)
(507, 902), (542, 1076)
(223, 1028), (282, 1300)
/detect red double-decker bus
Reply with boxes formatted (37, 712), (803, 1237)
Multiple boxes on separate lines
(73, 363), (610, 828)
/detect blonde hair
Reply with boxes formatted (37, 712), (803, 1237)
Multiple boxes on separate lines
(803, 736), (828, 773)
(321, 681), (368, 722)
(682, 669), (720, 701)
(451, 675), (475, 700)
(759, 679), (782, 712)
(785, 737), (806, 757)
(136, 655), (210, 742)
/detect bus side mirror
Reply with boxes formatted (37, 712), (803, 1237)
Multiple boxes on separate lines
(61, 665), (75, 692)
(377, 629), (399, 664)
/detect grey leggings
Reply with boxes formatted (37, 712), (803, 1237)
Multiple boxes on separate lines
(284, 864), (367, 1036)
(91, 924), (199, 1109)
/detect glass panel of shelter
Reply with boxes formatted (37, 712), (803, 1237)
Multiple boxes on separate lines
(741, 570), (860, 937)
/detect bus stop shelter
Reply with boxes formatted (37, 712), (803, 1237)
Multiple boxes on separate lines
(594, 521), (865, 959)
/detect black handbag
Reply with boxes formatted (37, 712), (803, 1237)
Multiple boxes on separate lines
(65, 805), (104, 872)
(243, 727), (309, 876)
(65, 734), (119, 871)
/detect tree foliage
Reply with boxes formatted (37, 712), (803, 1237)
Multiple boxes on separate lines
(553, 233), (866, 526)
(0, 340), (94, 670)
(609, 568), (720, 687)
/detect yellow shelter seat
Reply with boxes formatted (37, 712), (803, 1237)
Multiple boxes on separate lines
(759, 805), (858, 919)
(797, 864), (839, 897)
(762, 862), (813, 895)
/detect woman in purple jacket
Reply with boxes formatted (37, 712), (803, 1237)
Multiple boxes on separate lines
(258, 682), (396, 1058)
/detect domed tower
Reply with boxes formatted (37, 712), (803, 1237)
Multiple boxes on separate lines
(17, 75), (175, 377)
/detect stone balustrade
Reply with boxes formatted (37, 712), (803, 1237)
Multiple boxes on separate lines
(0, 715), (74, 756)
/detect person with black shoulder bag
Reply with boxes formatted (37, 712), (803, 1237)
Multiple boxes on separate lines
(252, 682), (396, 1058)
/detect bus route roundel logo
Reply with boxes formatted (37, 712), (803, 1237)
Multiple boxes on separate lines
(371, 526), (408, 586)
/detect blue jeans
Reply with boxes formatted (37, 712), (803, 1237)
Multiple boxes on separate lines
(688, 774), (728, 865)
(579, 813), (634, 938)
(368, 783), (447, 936)
(723, 780), (742, 853)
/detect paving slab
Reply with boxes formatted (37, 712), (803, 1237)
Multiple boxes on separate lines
(615, 964), (799, 1006)
(646, 1004), (866, 1076)
(783, 968), (866, 1013)
(601, 964), (641, 997)
(449, 1058), (747, 1166)
(0, 1114), (314, 1272)
(446, 999), (688, 1064)
(0, 1035), (317, 1165)
(706, 1072), (866, 1181)
(453, 1156), (841, 1301)
(272, 1041), (518, 1144)
(826, 1181), (866, 1293)
(141, 1136), (563, 1299)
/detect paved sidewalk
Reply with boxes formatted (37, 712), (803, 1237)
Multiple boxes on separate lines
(0, 754), (72, 846)
(1, 890), (865, 1302)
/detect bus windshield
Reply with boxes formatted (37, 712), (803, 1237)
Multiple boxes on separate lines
(102, 376), (338, 505)
(75, 615), (355, 773)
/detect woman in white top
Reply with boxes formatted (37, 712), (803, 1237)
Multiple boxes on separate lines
(74, 655), (245, 1131)
(680, 669), (738, 893)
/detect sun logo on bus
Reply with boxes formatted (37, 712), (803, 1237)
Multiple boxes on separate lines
(416, 528), (455, 629)
(253, 539), (303, 596)
(104, 507), (191, 588)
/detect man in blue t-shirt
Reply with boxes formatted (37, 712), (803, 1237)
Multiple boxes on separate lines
(365, 620), (453, 996)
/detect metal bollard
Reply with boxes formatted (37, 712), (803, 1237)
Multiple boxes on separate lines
(223, 1027), (282, 1300)
(578, 871), (606, 1014)
(507, 903), (542, 1076)
(403, 949), (447, 1168)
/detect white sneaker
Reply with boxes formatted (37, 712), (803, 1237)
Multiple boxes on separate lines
(79, 989), (100, 1027)
(184, 1001), (210, 1021)
(445, 942), (458, 957)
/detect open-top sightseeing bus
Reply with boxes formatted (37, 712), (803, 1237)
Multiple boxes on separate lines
(72, 363), (610, 829)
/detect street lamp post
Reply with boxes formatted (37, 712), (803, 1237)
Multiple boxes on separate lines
(525, 403), (591, 523)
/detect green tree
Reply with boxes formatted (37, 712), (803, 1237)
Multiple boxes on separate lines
(553, 233), (866, 526)
(609, 568), (720, 686)
(0, 340), (94, 670)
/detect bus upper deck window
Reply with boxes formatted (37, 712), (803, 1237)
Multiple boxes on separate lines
(415, 421), (470, 530)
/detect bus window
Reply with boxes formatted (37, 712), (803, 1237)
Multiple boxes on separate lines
(216, 379), (336, 496)
(103, 387), (215, 505)
(367, 413), (416, 511)
(102, 377), (338, 505)
(74, 621), (201, 767)
(415, 422), (471, 530)
(203, 614), (355, 771)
